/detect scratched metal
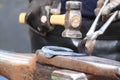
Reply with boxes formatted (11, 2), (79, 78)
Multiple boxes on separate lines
(37, 50), (120, 79)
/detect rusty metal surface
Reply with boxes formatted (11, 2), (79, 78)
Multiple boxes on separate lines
(33, 63), (58, 80)
(34, 63), (118, 80)
(0, 52), (37, 80)
(36, 50), (120, 79)
(0, 51), (119, 80)
(87, 75), (118, 80)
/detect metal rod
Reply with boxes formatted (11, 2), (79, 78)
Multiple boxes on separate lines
(91, 11), (118, 40)
(86, 0), (109, 37)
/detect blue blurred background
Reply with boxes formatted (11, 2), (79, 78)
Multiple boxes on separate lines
(0, 76), (8, 80)
(0, 0), (31, 53)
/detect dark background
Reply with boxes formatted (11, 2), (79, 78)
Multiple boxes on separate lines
(0, 0), (31, 53)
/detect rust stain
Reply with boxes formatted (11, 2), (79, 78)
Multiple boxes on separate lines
(36, 50), (120, 79)
(0, 53), (37, 80)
